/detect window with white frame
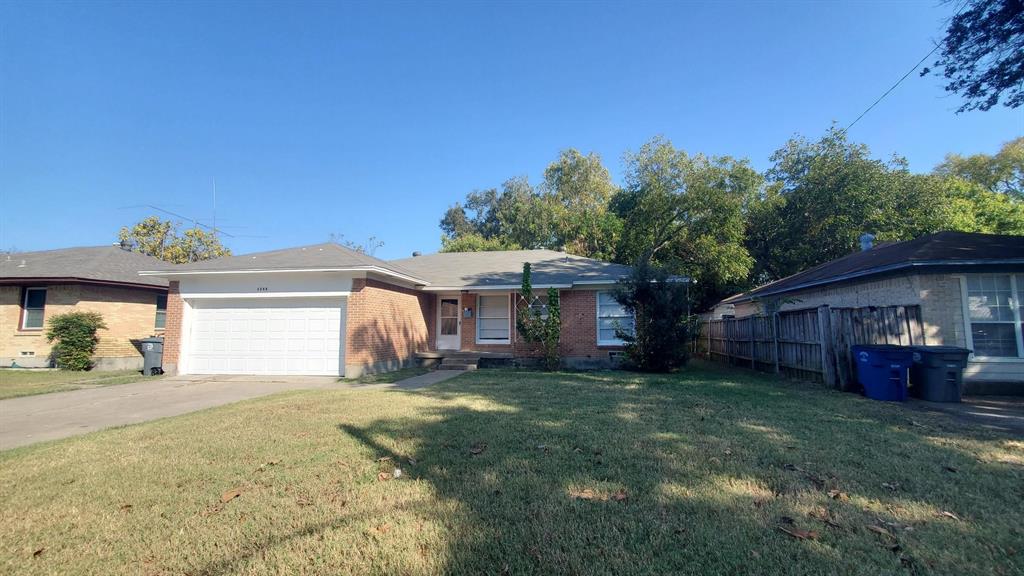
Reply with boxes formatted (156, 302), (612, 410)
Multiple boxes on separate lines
(597, 291), (633, 345)
(21, 288), (47, 330)
(477, 294), (510, 342)
(965, 274), (1023, 358)
(155, 294), (168, 330)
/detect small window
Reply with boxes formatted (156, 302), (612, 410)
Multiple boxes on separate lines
(155, 294), (168, 330)
(477, 294), (510, 342)
(597, 291), (633, 345)
(21, 288), (46, 330)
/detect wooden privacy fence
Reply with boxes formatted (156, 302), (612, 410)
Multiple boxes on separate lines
(703, 305), (925, 390)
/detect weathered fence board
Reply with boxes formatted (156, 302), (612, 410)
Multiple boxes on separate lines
(703, 304), (925, 389)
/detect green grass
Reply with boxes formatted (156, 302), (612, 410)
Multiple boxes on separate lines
(344, 366), (430, 385)
(0, 369), (152, 400)
(1, 364), (1021, 575)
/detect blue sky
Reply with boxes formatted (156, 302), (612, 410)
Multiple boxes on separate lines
(2, 1), (1021, 260)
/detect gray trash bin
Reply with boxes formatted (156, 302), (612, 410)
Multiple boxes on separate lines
(141, 337), (164, 376)
(909, 346), (971, 402)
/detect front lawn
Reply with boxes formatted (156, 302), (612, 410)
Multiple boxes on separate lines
(0, 369), (151, 400)
(1, 365), (1021, 575)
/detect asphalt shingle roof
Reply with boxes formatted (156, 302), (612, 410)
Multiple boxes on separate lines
(722, 231), (1024, 304)
(389, 249), (632, 288)
(146, 243), (427, 283)
(0, 246), (169, 288)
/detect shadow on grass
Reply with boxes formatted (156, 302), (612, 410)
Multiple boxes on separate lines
(202, 364), (1024, 575)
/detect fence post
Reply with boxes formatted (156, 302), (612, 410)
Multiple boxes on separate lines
(707, 320), (712, 359)
(817, 305), (837, 388)
(749, 319), (756, 369)
(772, 312), (780, 374)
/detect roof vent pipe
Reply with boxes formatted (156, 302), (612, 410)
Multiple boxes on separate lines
(412, 251), (421, 257)
(859, 233), (875, 251)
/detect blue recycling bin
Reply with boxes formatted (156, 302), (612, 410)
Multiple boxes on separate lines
(851, 345), (913, 402)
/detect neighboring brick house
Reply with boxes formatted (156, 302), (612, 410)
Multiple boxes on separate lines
(710, 232), (1024, 392)
(0, 246), (170, 370)
(142, 244), (636, 377)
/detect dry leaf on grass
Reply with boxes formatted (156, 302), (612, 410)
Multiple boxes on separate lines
(375, 523), (391, 533)
(221, 488), (243, 503)
(827, 489), (849, 501)
(777, 526), (818, 540)
(377, 471), (392, 482)
(939, 510), (961, 521)
(612, 488), (628, 502)
(119, 504), (133, 512)
(570, 488), (599, 501)
(943, 465), (958, 473)
(724, 449), (733, 456)
(881, 482), (900, 491)
(32, 548), (44, 558)
(469, 443), (487, 456)
(867, 525), (894, 538)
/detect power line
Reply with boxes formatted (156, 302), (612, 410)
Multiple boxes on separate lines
(843, 0), (967, 132)
(843, 43), (941, 132)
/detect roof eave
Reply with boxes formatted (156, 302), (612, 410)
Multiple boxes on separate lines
(722, 258), (1024, 304)
(139, 266), (431, 286)
(0, 276), (168, 290)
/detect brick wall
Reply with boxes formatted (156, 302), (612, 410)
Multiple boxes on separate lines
(456, 290), (621, 362)
(162, 281), (184, 372)
(345, 278), (432, 376)
(1, 282), (166, 368)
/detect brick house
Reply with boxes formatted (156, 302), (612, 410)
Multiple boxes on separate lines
(141, 244), (635, 377)
(710, 232), (1024, 392)
(1, 246), (170, 370)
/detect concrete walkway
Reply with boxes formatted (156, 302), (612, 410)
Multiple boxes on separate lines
(907, 396), (1024, 436)
(390, 369), (466, 390)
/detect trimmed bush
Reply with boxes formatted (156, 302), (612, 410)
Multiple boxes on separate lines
(613, 262), (697, 372)
(45, 312), (107, 371)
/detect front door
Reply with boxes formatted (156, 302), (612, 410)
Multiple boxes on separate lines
(437, 296), (461, 350)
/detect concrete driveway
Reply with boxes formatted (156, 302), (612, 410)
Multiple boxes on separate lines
(0, 374), (353, 450)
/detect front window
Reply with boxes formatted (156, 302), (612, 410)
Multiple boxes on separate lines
(477, 294), (510, 342)
(965, 274), (1023, 358)
(155, 294), (168, 330)
(597, 291), (633, 345)
(21, 288), (46, 330)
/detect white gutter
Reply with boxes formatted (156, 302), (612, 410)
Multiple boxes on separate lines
(139, 266), (430, 286)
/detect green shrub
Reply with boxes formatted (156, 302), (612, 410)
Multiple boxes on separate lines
(612, 262), (697, 372)
(45, 312), (107, 371)
(516, 262), (562, 371)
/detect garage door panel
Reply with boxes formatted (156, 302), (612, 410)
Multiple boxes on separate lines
(187, 298), (346, 376)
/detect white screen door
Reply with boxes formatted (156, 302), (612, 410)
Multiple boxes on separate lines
(437, 297), (460, 349)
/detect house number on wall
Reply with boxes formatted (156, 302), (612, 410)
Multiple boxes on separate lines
(256, 287), (269, 292)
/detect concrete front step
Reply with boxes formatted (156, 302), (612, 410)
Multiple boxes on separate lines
(438, 362), (478, 371)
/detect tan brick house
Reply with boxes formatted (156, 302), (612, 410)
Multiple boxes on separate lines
(141, 244), (635, 377)
(1, 246), (170, 369)
(710, 232), (1024, 392)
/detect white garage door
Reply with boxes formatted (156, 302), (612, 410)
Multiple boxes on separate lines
(187, 298), (346, 376)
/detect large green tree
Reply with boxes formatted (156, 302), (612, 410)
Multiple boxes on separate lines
(439, 149), (621, 257)
(119, 216), (231, 264)
(612, 137), (757, 308)
(935, 137), (1023, 198)
(541, 149), (622, 260)
(748, 128), (1024, 282)
(923, 0), (1024, 112)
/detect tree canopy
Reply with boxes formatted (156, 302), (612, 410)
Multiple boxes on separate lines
(923, 0), (1024, 112)
(437, 132), (1024, 310)
(119, 216), (231, 264)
